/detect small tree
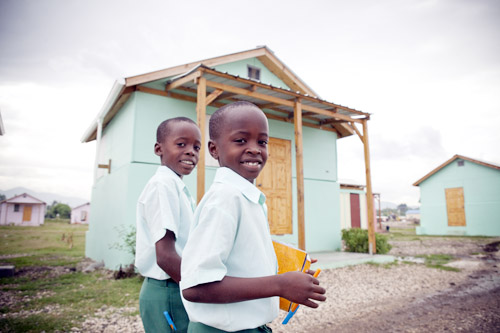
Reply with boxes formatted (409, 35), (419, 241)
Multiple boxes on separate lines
(110, 224), (136, 257)
(397, 203), (408, 216)
(0, 194), (6, 201)
(45, 201), (71, 219)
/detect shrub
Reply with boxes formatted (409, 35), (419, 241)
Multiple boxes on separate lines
(110, 224), (136, 257)
(341, 228), (392, 254)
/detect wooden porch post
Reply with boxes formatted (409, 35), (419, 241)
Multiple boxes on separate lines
(362, 119), (376, 254)
(196, 77), (207, 203)
(294, 99), (306, 250)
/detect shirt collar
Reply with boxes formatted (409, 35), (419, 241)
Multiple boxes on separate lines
(214, 167), (266, 205)
(158, 165), (185, 185)
(158, 166), (195, 211)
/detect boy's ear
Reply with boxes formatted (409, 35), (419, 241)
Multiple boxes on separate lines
(154, 142), (162, 157)
(208, 140), (219, 160)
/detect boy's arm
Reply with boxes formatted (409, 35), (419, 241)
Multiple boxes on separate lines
(182, 271), (326, 308)
(155, 230), (181, 283)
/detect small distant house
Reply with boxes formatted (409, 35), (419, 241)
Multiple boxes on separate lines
(413, 154), (500, 236)
(0, 193), (46, 226)
(71, 203), (90, 224)
(81, 46), (377, 268)
(339, 181), (382, 232)
(405, 209), (420, 222)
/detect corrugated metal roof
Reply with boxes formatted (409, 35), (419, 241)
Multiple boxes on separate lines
(166, 65), (369, 124)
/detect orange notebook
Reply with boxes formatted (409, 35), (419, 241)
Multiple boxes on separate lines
(272, 240), (311, 311)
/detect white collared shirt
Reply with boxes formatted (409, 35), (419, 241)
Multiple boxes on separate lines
(180, 167), (278, 331)
(135, 166), (195, 280)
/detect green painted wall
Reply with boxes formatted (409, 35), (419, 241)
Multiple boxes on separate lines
(267, 120), (341, 252)
(214, 58), (289, 88)
(85, 92), (199, 269)
(417, 158), (500, 236)
(85, 94), (136, 267)
(86, 57), (342, 269)
(141, 58), (289, 92)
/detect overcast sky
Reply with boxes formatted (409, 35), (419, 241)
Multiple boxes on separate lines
(1, 0), (499, 207)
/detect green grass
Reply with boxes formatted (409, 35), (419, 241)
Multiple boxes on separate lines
(387, 226), (494, 244)
(365, 261), (400, 269)
(415, 254), (460, 272)
(0, 220), (142, 332)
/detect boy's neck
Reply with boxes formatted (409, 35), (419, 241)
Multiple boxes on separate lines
(163, 164), (183, 179)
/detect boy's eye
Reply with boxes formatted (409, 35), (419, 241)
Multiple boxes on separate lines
(259, 140), (268, 146)
(194, 145), (201, 151)
(177, 142), (185, 147)
(234, 138), (246, 144)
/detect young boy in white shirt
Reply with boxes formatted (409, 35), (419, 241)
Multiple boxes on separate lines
(181, 102), (326, 332)
(135, 117), (201, 333)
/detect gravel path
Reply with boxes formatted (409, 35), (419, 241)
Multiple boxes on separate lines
(4, 224), (500, 332)
(76, 256), (499, 333)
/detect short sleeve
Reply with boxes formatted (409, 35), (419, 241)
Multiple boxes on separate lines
(181, 200), (239, 289)
(143, 179), (181, 244)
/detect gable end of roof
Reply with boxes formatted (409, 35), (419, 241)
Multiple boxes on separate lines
(413, 154), (500, 186)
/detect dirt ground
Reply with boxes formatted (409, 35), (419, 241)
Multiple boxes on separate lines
(268, 223), (500, 333)
(3, 223), (500, 332)
(300, 265), (500, 333)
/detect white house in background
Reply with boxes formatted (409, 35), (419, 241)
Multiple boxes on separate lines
(71, 202), (90, 224)
(339, 180), (383, 232)
(0, 193), (46, 226)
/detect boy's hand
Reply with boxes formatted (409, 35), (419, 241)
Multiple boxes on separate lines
(279, 271), (326, 308)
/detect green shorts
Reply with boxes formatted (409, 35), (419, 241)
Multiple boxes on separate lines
(139, 277), (189, 333)
(188, 322), (272, 333)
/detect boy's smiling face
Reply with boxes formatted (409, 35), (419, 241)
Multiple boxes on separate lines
(209, 106), (269, 182)
(155, 121), (201, 178)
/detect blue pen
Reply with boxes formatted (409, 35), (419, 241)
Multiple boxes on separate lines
(163, 311), (177, 331)
(282, 305), (299, 324)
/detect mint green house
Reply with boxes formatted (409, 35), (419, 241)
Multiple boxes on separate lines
(81, 46), (373, 269)
(413, 154), (500, 236)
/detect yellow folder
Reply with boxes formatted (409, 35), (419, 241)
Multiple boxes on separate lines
(272, 240), (311, 311)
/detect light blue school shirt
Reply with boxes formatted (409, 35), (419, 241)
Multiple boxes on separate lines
(135, 166), (195, 280)
(180, 167), (279, 332)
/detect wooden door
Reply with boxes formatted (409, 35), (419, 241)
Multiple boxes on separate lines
(22, 205), (32, 222)
(445, 187), (466, 226)
(350, 193), (361, 228)
(256, 137), (292, 235)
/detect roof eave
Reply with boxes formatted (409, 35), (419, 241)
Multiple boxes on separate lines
(413, 154), (500, 186)
(81, 78), (126, 143)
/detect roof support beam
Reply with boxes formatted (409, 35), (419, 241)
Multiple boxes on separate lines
(205, 89), (224, 106)
(301, 104), (362, 123)
(196, 77), (207, 204)
(362, 119), (376, 254)
(205, 79), (295, 107)
(349, 122), (364, 142)
(165, 71), (201, 91)
(294, 99), (306, 250)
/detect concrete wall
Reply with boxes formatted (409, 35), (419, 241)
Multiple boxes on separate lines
(417, 158), (500, 236)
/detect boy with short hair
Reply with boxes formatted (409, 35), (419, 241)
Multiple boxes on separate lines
(181, 102), (326, 332)
(135, 117), (201, 333)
